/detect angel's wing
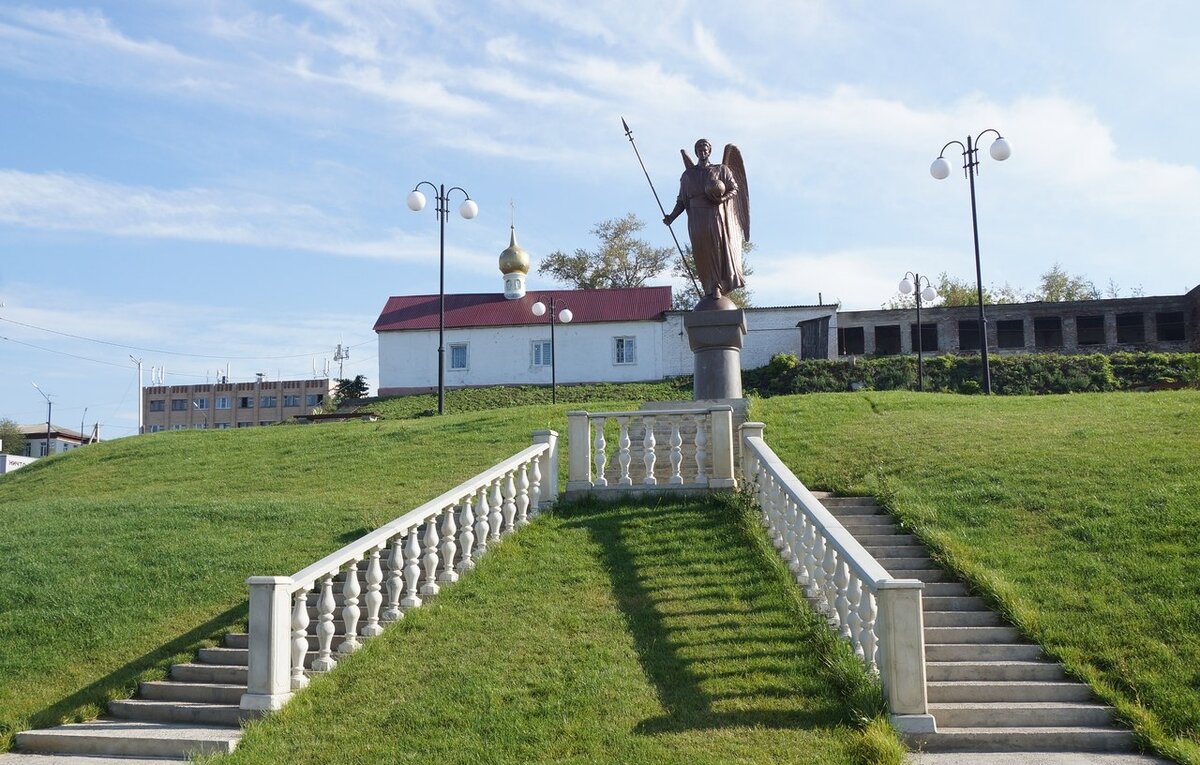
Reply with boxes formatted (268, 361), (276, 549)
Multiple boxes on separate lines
(680, 149), (695, 170)
(723, 143), (750, 242)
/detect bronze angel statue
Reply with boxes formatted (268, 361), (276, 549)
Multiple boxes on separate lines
(663, 138), (750, 309)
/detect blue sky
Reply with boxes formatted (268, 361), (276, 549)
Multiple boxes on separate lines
(2, 1), (1199, 436)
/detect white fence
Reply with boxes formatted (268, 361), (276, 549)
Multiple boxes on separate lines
(240, 430), (558, 712)
(739, 422), (935, 733)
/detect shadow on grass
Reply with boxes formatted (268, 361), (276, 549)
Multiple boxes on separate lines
(558, 494), (850, 735)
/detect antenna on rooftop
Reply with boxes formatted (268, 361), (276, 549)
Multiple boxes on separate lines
(333, 343), (349, 379)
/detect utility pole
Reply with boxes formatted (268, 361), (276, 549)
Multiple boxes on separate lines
(333, 344), (349, 380)
(130, 356), (144, 434)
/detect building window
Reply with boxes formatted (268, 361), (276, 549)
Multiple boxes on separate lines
(996, 319), (1025, 349)
(171, 399), (188, 411)
(236, 422), (253, 428)
(614, 337), (637, 365)
(215, 423), (231, 430)
(283, 395), (300, 407)
(908, 323), (938, 352)
(1116, 312), (1145, 343)
(1156, 311), (1186, 342)
(449, 343), (469, 370)
(1034, 317), (1063, 349)
(306, 394), (324, 407)
(532, 340), (552, 367)
(958, 320), (981, 351)
(215, 397), (232, 410)
(148, 400), (165, 412)
(261, 396), (277, 408)
(874, 325), (901, 356)
(193, 398), (209, 410)
(39, 443), (49, 456)
(239, 396), (254, 409)
(837, 326), (865, 356)
(148, 424), (164, 433)
(1076, 315), (1106, 346)
(260, 421), (273, 426)
(172, 424), (185, 431)
(193, 423), (207, 430)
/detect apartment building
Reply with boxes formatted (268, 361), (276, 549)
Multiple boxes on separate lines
(142, 378), (336, 432)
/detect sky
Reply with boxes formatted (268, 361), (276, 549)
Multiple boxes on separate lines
(2, 0), (1199, 437)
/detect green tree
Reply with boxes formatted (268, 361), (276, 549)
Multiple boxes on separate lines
(0, 418), (26, 456)
(539, 214), (674, 290)
(1032, 263), (1100, 302)
(335, 375), (369, 404)
(884, 272), (1022, 309)
(671, 242), (755, 310)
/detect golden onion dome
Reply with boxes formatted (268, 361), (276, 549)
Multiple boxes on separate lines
(498, 225), (531, 275)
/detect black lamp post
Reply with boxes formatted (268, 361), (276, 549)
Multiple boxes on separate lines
(930, 129), (1011, 394)
(531, 297), (573, 404)
(898, 272), (938, 391)
(407, 182), (478, 415)
(31, 382), (51, 457)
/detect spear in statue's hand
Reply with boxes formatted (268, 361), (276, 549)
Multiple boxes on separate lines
(621, 117), (702, 298)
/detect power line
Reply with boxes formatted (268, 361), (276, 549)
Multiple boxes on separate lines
(1, 334), (131, 369)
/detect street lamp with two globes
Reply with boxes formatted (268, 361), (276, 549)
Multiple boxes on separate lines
(531, 297), (572, 404)
(898, 273), (938, 392)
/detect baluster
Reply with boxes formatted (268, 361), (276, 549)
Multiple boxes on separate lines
(642, 416), (657, 485)
(802, 515), (819, 596)
(501, 471), (517, 533)
(473, 485), (491, 559)
(847, 575), (864, 657)
(400, 526), (422, 609)
(457, 496), (476, 574)
(668, 421), (684, 485)
(338, 557), (362, 654)
(439, 505), (459, 583)
(772, 477), (787, 550)
(488, 478), (503, 541)
(859, 589), (879, 673)
(593, 416), (608, 487)
(616, 417), (632, 486)
(311, 573), (337, 671)
(362, 546), (384, 638)
(757, 464), (772, 529)
(291, 584), (311, 689)
(834, 556), (851, 638)
(515, 466), (530, 527)
(383, 534), (404, 622)
(794, 509), (812, 587)
(810, 533), (828, 610)
(782, 494), (799, 572)
(528, 456), (542, 518)
(694, 415), (708, 482)
(420, 517), (440, 597)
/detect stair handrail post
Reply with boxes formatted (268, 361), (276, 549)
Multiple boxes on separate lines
(738, 421), (765, 483)
(565, 411), (592, 491)
(875, 579), (937, 733)
(708, 406), (737, 488)
(241, 575), (295, 712)
(532, 429), (559, 504)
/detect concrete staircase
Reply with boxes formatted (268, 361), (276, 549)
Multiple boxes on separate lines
(816, 493), (1136, 754)
(2, 634), (251, 763)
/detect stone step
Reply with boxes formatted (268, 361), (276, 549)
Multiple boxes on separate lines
(875, 556), (936, 570)
(108, 700), (245, 727)
(835, 516), (897, 528)
(928, 702), (1115, 728)
(816, 495), (877, 506)
(197, 647), (249, 666)
(922, 582), (969, 597)
(224, 632), (351, 651)
(861, 545), (928, 558)
(927, 660), (1065, 682)
(890, 568), (954, 583)
(925, 626), (1024, 644)
(928, 681), (1094, 703)
(139, 680), (246, 705)
(14, 720), (241, 759)
(927, 643), (1045, 661)
(923, 596), (989, 612)
(923, 610), (1005, 628)
(170, 663), (247, 685)
(820, 504), (881, 515)
(856, 533), (915, 546)
(909, 726), (1135, 753)
(0, 754), (187, 764)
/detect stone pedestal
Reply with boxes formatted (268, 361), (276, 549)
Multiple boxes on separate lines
(684, 309), (747, 400)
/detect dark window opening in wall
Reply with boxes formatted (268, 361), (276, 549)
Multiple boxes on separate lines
(1156, 311), (1186, 342)
(1034, 317), (1063, 348)
(239, 396), (254, 409)
(1116, 312), (1145, 343)
(170, 399), (187, 411)
(996, 319), (1024, 349)
(1077, 315), (1106, 346)
(908, 323), (938, 352)
(958, 320), (980, 351)
(837, 326), (865, 355)
(875, 325), (902, 355)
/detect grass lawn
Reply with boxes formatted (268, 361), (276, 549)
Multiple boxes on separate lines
(212, 495), (897, 765)
(755, 390), (1200, 764)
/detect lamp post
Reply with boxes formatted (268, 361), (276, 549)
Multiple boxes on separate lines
(531, 297), (573, 404)
(930, 129), (1011, 394)
(898, 273), (938, 391)
(407, 182), (478, 415)
(31, 382), (52, 457)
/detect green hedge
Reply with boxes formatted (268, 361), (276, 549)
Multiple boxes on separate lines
(743, 351), (1200, 396)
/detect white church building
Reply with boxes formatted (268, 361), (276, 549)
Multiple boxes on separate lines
(374, 227), (836, 396)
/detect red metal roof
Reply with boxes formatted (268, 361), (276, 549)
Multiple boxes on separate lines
(374, 286), (672, 332)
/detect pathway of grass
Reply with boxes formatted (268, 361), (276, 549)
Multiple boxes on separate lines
(756, 390), (1200, 764)
(214, 495), (898, 765)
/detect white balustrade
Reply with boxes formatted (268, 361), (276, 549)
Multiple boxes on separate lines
(738, 422), (935, 735)
(242, 431), (558, 714)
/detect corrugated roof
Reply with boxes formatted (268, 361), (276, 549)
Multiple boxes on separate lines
(374, 286), (672, 332)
